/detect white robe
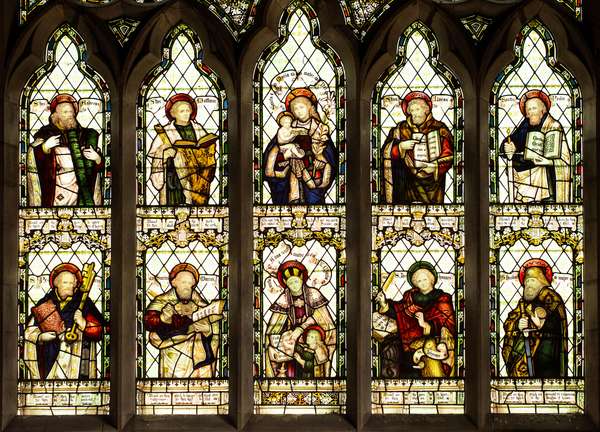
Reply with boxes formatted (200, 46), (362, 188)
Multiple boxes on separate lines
(147, 289), (221, 378)
(511, 114), (571, 203)
(23, 316), (97, 380)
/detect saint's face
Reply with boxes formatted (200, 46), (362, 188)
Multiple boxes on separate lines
(525, 98), (546, 126)
(54, 271), (77, 300)
(286, 275), (303, 296)
(305, 329), (321, 349)
(171, 102), (193, 125)
(290, 98), (311, 123)
(407, 100), (430, 126)
(54, 103), (77, 130)
(411, 268), (435, 294)
(172, 271), (196, 301)
(523, 271), (545, 301)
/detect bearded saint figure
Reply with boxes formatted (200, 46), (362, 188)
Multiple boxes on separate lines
(144, 263), (223, 378)
(500, 90), (571, 203)
(24, 263), (105, 379)
(265, 260), (336, 378)
(381, 91), (454, 204)
(27, 94), (104, 207)
(502, 259), (568, 378)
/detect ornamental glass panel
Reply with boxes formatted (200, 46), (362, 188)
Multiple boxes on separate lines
(19, 1), (261, 36)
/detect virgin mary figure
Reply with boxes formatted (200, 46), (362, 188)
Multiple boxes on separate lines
(263, 88), (338, 204)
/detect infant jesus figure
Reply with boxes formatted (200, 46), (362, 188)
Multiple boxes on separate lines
(276, 111), (310, 203)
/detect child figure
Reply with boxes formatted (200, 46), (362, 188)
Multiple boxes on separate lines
(293, 325), (330, 378)
(290, 115), (332, 196)
(276, 111), (307, 203)
(277, 111), (307, 157)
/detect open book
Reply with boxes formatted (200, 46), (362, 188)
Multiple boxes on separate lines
(412, 131), (441, 168)
(524, 130), (562, 164)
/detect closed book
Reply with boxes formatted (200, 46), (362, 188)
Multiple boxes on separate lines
(31, 300), (65, 334)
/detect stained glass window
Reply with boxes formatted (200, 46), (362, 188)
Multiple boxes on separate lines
(136, 23), (229, 415)
(489, 19), (584, 414)
(371, 21), (465, 414)
(108, 17), (141, 47)
(130, 0), (261, 39)
(19, 1), (260, 37)
(339, 0), (393, 39)
(554, 0), (583, 20)
(18, 24), (111, 415)
(253, 0), (346, 414)
(460, 14), (492, 43)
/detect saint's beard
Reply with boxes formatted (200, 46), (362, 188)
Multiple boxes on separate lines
(523, 284), (542, 301)
(411, 112), (427, 126)
(51, 113), (77, 130)
(527, 114), (543, 126)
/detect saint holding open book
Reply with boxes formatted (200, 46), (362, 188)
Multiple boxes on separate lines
(501, 90), (571, 203)
(147, 93), (218, 205)
(381, 91), (454, 204)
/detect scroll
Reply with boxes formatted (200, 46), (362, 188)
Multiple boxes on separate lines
(192, 300), (225, 322)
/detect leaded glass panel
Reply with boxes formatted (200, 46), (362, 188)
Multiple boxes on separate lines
(253, 1), (347, 414)
(136, 23), (229, 415)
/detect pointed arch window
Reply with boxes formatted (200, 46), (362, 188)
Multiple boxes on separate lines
(253, 0), (347, 414)
(18, 24), (112, 415)
(371, 21), (465, 414)
(489, 19), (584, 414)
(136, 23), (229, 415)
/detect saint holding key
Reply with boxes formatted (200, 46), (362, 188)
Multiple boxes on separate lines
(23, 263), (105, 380)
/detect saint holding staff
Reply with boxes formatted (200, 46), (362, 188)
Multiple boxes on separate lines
(500, 90), (571, 203)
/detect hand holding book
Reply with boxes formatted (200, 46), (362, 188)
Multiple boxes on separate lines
(412, 130), (442, 168)
(398, 139), (419, 151)
(524, 130), (562, 165)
